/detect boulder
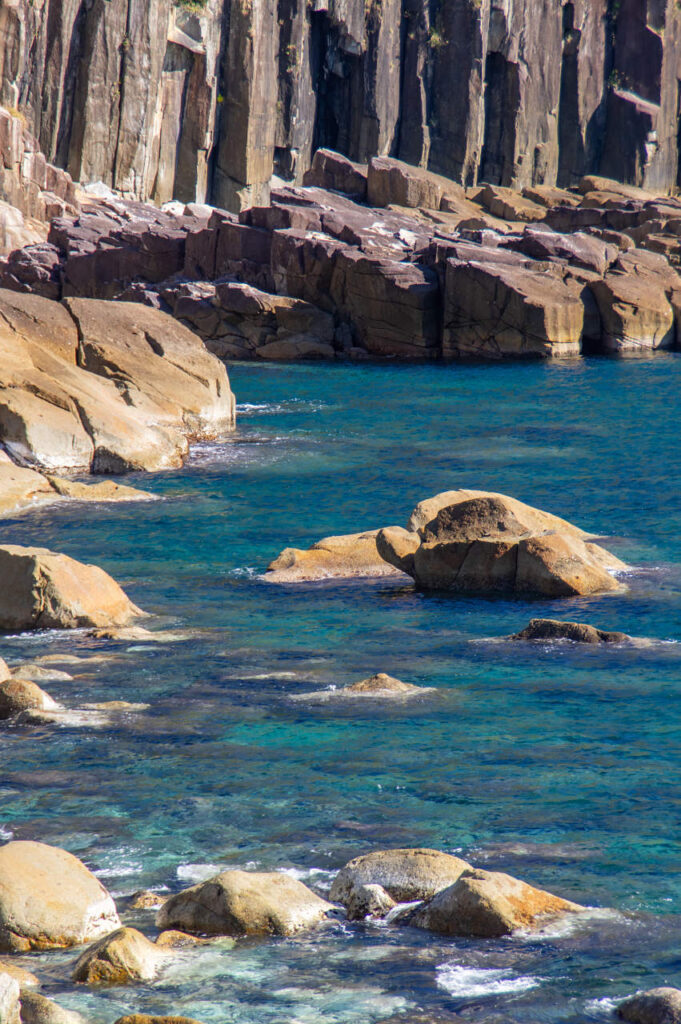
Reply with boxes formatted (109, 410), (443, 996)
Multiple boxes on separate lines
(617, 988), (681, 1024)
(330, 848), (471, 906)
(8, 665), (72, 683)
(266, 530), (405, 582)
(0, 679), (60, 719)
(410, 868), (583, 937)
(590, 262), (675, 352)
(303, 150), (367, 199)
(344, 884), (396, 922)
(0, 972), (20, 1024)
(0, 660), (9, 684)
(17, 991), (85, 1024)
(0, 545), (142, 631)
(510, 618), (630, 644)
(0, 962), (39, 989)
(0, 841), (120, 952)
(156, 870), (332, 938)
(154, 930), (229, 949)
(475, 185), (547, 223)
(127, 891), (168, 911)
(291, 673), (434, 703)
(367, 157), (461, 211)
(406, 489), (593, 538)
(377, 493), (625, 597)
(72, 927), (168, 985)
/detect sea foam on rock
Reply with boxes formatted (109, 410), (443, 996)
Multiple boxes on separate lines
(330, 848), (471, 906)
(0, 841), (120, 952)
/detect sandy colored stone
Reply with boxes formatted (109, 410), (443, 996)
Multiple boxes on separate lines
(72, 926), (168, 985)
(0, 960), (39, 989)
(378, 493), (625, 598)
(0, 971), (20, 1024)
(10, 665), (73, 683)
(45, 477), (153, 503)
(344, 884), (396, 922)
(0, 544), (142, 631)
(292, 672), (434, 703)
(157, 870), (332, 938)
(590, 267), (675, 353)
(266, 530), (404, 582)
(410, 867), (583, 937)
(17, 991), (85, 1024)
(127, 891), (168, 911)
(0, 679), (60, 719)
(86, 627), (184, 643)
(617, 988), (681, 1024)
(511, 618), (630, 644)
(114, 1017), (205, 1024)
(0, 841), (120, 952)
(0, 660), (9, 684)
(330, 848), (471, 906)
(154, 930), (232, 949)
(406, 489), (594, 538)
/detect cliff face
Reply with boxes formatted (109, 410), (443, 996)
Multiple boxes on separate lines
(1, 0), (680, 211)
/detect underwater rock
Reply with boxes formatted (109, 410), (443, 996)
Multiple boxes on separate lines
(617, 988), (681, 1024)
(510, 618), (631, 644)
(378, 493), (625, 597)
(114, 1017), (205, 1024)
(156, 869), (332, 938)
(0, 679), (60, 720)
(409, 867), (583, 937)
(72, 927), (168, 985)
(0, 841), (120, 952)
(266, 530), (404, 582)
(330, 849), (471, 906)
(0, 544), (143, 631)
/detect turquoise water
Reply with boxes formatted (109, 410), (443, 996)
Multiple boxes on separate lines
(2, 357), (681, 1022)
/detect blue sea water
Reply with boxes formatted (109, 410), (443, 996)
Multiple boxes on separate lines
(2, 356), (681, 1022)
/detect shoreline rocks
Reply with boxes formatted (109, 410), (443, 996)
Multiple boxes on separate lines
(291, 673), (435, 703)
(0, 544), (143, 631)
(330, 849), (471, 906)
(0, 841), (120, 952)
(617, 988), (681, 1024)
(72, 927), (168, 985)
(156, 870), (332, 938)
(266, 530), (405, 583)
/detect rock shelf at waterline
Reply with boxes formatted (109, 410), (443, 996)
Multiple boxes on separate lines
(268, 488), (626, 597)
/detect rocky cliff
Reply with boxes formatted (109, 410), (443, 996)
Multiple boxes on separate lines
(2, 0), (680, 212)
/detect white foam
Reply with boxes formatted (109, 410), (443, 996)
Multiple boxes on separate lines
(584, 996), (620, 1017)
(436, 963), (541, 998)
(514, 906), (625, 941)
(277, 866), (337, 884)
(0, 826), (13, 841)
(176, 863), (223, 883)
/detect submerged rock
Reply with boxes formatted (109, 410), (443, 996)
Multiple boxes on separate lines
(72, 926), (168, 985)
(510, 618), (631, 644)
(0, 545), (142, 631)
(0, 679), (60, 720)
(378, 492), (625, 597)
(409, 867), (583, 937)
(0, 841), (120, 952)
(9, 664), (73, 683)
(292, 672), (434, 703)
(156, 870), (332, 938)
(18, 991), (86, 1024)
(617, 988), (681, 1024)
(154, 930), (233, 949)
(330, 848), (471, 906)
(266, 530), (404, 582)
(114, 1017), (205, 1024)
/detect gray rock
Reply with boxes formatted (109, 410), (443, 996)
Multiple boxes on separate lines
(617, 988), (681, 1024)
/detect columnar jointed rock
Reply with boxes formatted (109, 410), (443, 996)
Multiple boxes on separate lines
(72, 927), (168, 985)
(409, 868), (583, 937)
(377, 492), (626, 597)
(156, 870), (332, 938)
(0, 841), (120, 952)
(330, 848), (471, 906)
(0, 545), (142, 631)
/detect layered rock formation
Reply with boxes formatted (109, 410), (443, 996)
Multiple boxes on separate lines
(6, 144), (681, 362)
(3, 0), (681, 208)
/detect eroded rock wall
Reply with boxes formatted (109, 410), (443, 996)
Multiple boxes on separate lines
(1, 0), (681, 210)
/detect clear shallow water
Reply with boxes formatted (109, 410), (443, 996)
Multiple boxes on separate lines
(2, 357), (681, 1022)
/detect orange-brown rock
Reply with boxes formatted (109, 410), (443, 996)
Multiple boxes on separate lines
(72, 927), (168, 985)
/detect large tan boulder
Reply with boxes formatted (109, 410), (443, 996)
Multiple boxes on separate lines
(617, 988), (681, 1024)
(590, 263), (675, 352)
(406, 489), (593, 539)
(410, 868), (583, 937)
(0, 841), (120, 952)
(0, 678), (60, 719)
(266, 530), (404, 582)
(0, 971), (20, 1024)
(330, 849), (470, 906)
(156, 870), (332, 938)
(0, 291), (235, 476)
(377, 493), (625, 597)
(72, 927), (168, 985)
(0, 545), (142, 631)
